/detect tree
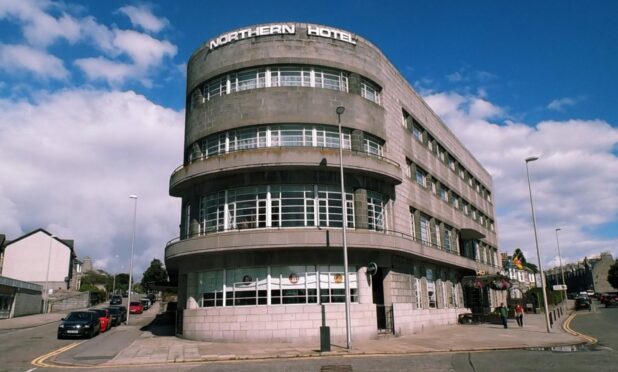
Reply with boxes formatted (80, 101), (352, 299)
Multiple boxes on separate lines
(141, 259), (168, 291)
(608, 260), (618, 290)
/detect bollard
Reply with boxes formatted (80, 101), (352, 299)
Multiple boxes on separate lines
(320, 304), (331, 352)
(549, 312), (553, 327)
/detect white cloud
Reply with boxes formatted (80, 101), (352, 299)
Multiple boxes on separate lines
(0, 89), (184, 275)
(117, 5), (169, 33)
(0, 0), (81, 47)
(0, 43), (68, 79)
(424, 92), (618, 267)
(548, 97), (577, 112)
(74, 30), (177, 86)
(111, 29), (177, 68)
(74, 57), (134, 86)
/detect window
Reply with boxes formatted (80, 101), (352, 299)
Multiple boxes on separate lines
(443, 225), (453, 251)
(420, 214), (431, 245)
(367, 191), (385, 231)
(363, 133), (384, 156)
(199, 184), (372, 233)
(426, 268), (436, 308)
(360, 78), (380, 104)
(412, 124), (423, 142)
(416, 167), (427, 188)
(450, 193), (459, 209)
(414, 277), (422, 308)
(439, 185), (448, 202)
(448, 155), (456, 171)
(193, 124), (362, 162)
(410, 211), (416, 238)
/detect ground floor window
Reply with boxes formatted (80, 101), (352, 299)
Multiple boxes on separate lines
(196, 265), (358, 307)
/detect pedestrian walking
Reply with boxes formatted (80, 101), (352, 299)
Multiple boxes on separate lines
(515, 303), (524, 327)
(498, 303), (509, 329)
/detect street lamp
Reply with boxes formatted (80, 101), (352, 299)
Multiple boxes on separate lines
(336, 106), (352, 349)
(43, 234), (55, 314)
(525, 156), (551, 333)
(126, 194), (138, 326)
(555, 228), (567, 305)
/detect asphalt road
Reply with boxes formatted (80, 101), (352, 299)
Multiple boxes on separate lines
(0, 298), (157, 372)
(83, 301), (618, 372)
(10, 300), (617, 371)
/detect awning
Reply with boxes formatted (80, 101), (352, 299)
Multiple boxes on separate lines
(460, 228), (486, 240)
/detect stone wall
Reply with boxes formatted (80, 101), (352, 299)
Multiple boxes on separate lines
(50, 292), (89, 312)
(12, 290), (42, 317)
(392, 303), (467, 335)
(183, 303), (376, 343)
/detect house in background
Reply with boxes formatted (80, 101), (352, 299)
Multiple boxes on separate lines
(546, 252), (615, 295)
(0, 229), (78, 301)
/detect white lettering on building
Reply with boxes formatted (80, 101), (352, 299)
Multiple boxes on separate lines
(307, 25), (356, 45)
(209, 24), (296, 50)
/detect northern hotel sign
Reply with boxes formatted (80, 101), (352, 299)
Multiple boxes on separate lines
(208, 24), (356, 50)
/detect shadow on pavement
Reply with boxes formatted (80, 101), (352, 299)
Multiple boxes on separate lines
(140, 312), (175, 336)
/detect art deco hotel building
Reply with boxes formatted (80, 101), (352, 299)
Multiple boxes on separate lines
(165, 23), (502, 342)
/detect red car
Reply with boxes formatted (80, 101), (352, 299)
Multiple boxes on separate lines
(129, 301), (144, 314)
(89, 308), (112, 332)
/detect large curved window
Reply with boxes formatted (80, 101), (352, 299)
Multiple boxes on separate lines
(200, 185), (355, 233)
(191, 65), (348, 107)
(189, 64), (382, 110)
(196, 265), (358, 307)
(188, 124), (384, 162)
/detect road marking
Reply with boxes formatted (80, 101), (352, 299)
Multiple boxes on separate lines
(31, 341), (84, 368)
(25, 368), (37, 372)
(562, 313), (598, 344)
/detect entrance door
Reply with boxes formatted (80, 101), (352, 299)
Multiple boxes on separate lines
(372, 267), (388, 330)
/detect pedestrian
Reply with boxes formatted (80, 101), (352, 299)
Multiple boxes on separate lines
(515, 303), (524, 327)
(498, 303), (509, 329)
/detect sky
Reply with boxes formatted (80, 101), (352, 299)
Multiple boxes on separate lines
(0, 0), (616, 280)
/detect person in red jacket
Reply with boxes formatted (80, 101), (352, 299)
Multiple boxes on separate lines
(515, 304), (524, 327)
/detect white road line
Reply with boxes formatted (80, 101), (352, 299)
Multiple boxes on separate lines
(25, 368), (38, 372)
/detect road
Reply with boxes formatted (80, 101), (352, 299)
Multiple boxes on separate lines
(0, 298), (157, 372)
(5, 300), (617, 371)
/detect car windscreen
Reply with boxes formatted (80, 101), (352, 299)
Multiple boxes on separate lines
(130, 302), (141, 306)
(90, 309), (107, 317)
(65, 312), (92, 321)
(107, 308), (120, 314)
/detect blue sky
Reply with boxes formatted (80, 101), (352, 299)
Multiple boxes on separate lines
(0, 0), (616, 277)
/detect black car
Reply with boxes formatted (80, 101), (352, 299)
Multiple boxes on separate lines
(58, 311), (100, 339)
(110, 295), (122, 305)
(109, 305), (127, 322)
(575, 296), (591, 310)
(105, 306), (122, 326)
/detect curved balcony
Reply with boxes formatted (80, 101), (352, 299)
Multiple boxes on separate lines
(164, 227), (497, 275)
(169, 146), (402, 196)
(185, 87), (385, 147)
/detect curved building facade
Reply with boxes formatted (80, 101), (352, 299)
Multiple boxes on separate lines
(166, 23), (502, 343)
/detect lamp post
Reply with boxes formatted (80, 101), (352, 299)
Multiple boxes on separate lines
(126, 194), (138, 326)
(336, 106), (352, 349)
(525, 156), (551, 333)
(555, 228), (566, 306)
(43, 234), (55, 314)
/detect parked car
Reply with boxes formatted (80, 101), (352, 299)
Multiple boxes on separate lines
(105, 307), (122, 326)
(129, 301), (144, 314)
(58, 311), (100, 339)
(89, 308), (112, 332)
(110, 305), (127, 322)
(140, 298), (151, 311)
(147, 293), (156, 303)
(605, 294), (618, 308)
(575, 296), (591, 310)
(110, 295), (122, 305)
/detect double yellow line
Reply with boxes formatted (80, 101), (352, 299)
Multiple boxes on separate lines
(562, 313), (598, 344)
(31, 341), (84, 368)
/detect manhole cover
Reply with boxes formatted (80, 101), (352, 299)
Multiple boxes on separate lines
(321, 365), (353, 372)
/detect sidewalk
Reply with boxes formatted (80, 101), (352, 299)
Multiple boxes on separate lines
(102, 311), (584, 366)
(0, 312), (64, 331)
